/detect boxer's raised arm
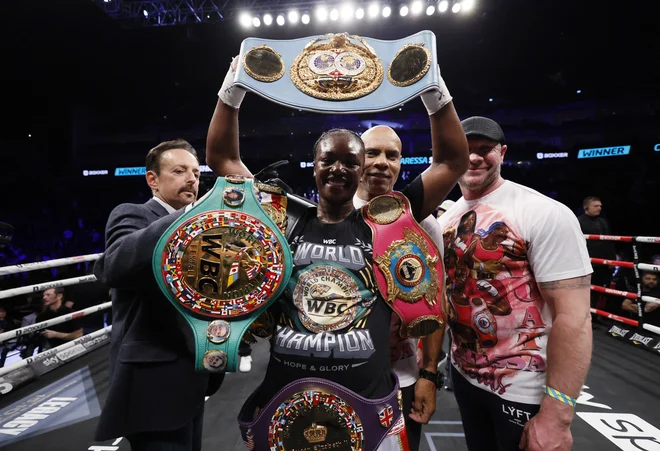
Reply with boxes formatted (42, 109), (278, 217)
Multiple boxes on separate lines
(206, 60), (253, 178)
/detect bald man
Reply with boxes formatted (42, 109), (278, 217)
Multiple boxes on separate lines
(354, 125), (448, 451)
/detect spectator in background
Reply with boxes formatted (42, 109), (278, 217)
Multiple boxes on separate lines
(577, 196), (616, 314)
(67, 277), (110, 335)
(622, 272), (660, 327)
(37, 287), (83, 350)
(19, 301), (42, 359)
(0, 305), (17, 367)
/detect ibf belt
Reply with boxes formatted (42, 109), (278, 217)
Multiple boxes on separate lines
(152, 176), (292, 373)
(233, 30), (440, 114)
(362, 192), (445, 338)
(238, 374), (404, 451)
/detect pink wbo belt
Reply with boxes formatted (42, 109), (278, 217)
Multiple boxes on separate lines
(362, 192), (445, 338)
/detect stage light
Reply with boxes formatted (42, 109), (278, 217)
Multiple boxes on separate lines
(426, 5), (435, 14)
(239, 12), (252, 27)
(302, 13), (310, 24)
(143, 9), (148, 17)
(438, 1), (449, 12)
(452, 2), (461, 13)
(330, 8), (340, 20)
(488, 98), (493, 102)
(462, 0), (475, 12)
(263, 13), (273, 25)
(400, 5), (409, 16)
(288, 10), (299, 23)
(252, 16), (261, 27)
(341, 4), (354, 20)
(382, 5), (392, 16)
(276, 14), (285, 25)
(577, 89), (582, 94)
(356, 8), (365, 19)
(316, 6), (328, 21)
(368, 3), (380, 17)
(411, 1), (423, 15)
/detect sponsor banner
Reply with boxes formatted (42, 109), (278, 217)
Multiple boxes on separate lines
(607, 325), (660, 355)
(536, 152), (569, 159)
(29, 332), (110, 377)
(577, 145), (631, 159)
(114, 165), (213, 176)
(577, 412), (660, 451)
(0, 368), (101, 446)
(82, 170), (109, 176)
(299, 157), (432, 169)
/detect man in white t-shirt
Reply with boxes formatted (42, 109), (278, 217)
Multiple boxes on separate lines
(354, 125), (446, 451)
(437, 117), (593, 451)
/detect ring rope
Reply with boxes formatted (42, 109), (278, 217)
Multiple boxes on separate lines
(0, 326), (111, 378)
(0, 275), (97, 300)
(590, 308), (638, 327)
(0, 301), (111, 344)
(590, 258), (659, 273)
(590, 285), (660, 305)
(0, 253), (102, 276)
(584, 234), (660, 244)
(643, 323), (660, 335)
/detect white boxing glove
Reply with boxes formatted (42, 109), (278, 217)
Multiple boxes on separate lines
(420, 65), (452, 116)
(217, 57), (246, 109)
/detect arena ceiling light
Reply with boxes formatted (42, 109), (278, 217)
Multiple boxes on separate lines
(341, 4), (354, 21)
(426, 5), (435, 14)
(263, 13), (273, 25)
(239, 12), (252, 27)
(276, 14), (285, 25)
(399, 5), (409, 16)
(302, 13), (311, 24)
(382, 5), (392, 17)
(438, 0), (449, 12)
(288, 10), (299, 23)
(316, 6), (328, 21)
(252, 16), (261, 27)
(451, 2), (461, 13)
(368, 3), (380, 18)
(330, 8), (340, 20)
(462, 0), (475, 12)
(356, 7), (365, 19)
(411, 1), (423, 15)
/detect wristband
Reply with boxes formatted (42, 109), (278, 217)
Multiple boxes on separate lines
(545, 386), (576, 407)
(420, 70), (452, 116)
(218, 59), (246, 109)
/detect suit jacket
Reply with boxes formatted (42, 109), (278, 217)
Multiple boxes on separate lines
(94, 198), (224, 441)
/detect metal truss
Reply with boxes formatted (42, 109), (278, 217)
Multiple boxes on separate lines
(94, 0), (329, 27)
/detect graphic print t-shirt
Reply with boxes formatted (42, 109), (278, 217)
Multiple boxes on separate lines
(258, 177), (424, 403)
(437, 181), (592, 403)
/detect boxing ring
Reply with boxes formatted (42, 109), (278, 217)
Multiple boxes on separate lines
(0, 237), (659, 451)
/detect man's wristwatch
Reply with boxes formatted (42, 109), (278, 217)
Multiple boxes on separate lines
(419, 368), (445, 390)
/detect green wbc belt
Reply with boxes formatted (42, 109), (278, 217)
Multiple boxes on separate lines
(152, 175), (292, 373)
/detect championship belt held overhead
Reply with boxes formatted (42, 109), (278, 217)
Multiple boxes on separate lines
(234, 30), (440, 114)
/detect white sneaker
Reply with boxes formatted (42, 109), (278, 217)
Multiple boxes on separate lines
(239, 356), (252, 372)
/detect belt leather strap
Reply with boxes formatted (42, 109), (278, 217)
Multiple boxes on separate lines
(153, 176), (292, 372)
(361, 192), (445, 338)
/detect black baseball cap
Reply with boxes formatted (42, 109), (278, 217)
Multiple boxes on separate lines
(460, 116), (505, 144)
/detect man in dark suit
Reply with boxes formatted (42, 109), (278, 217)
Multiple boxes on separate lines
(94, 139), (224, 451)
(577, 196), (616, 313)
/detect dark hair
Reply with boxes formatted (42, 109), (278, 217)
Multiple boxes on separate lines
(312, 129), (365, 160)
(583, 196), (601, 208)
(45, 287), (65, 297)
(145, 139), (198, 175)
